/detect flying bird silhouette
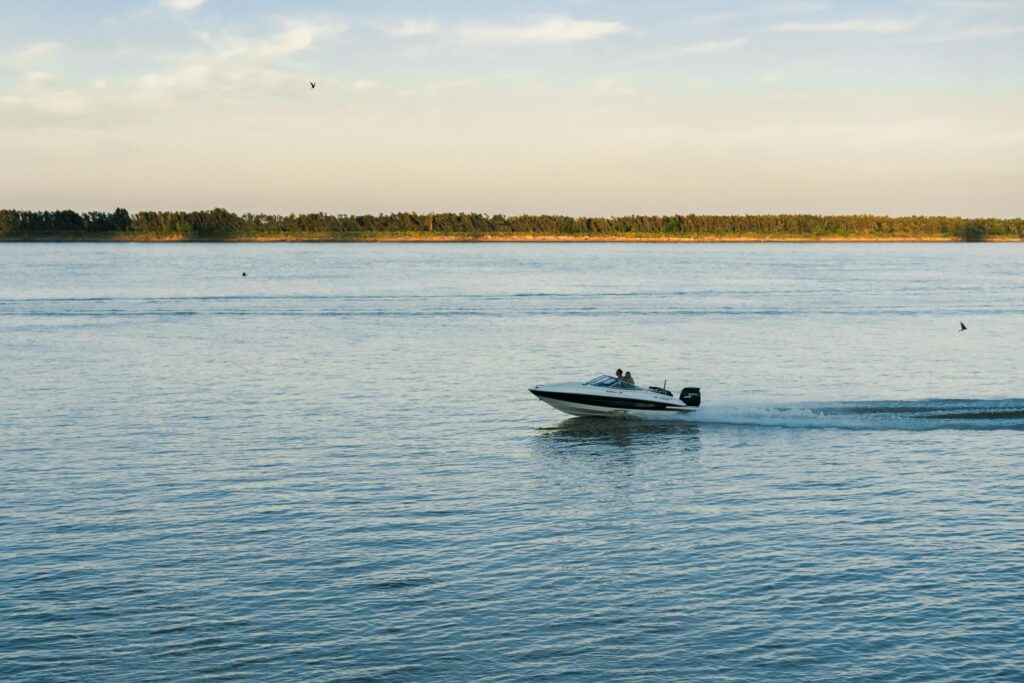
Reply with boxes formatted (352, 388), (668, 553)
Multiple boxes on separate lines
(309, 81), (316, 89)
(959, 321), (967, 332)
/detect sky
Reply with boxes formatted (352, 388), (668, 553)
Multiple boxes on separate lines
(1, 0), (1022, 217)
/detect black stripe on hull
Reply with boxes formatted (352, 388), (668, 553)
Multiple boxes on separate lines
(530, 389), (678, 411)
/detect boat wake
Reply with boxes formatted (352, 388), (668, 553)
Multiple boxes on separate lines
(686, 399), (1024, 431)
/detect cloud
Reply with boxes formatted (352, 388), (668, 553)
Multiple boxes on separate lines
(926, 24), (1024, 40)
(140, 63), (211, 90)
(2, 42), (94, 118)
(15, 41), (62, 66)
(130, 19), (346, 100)
(772, 18), (922, 33)
(905, 0), (1020, 8)
(162, 0), (207, 11)
(678, 38), (748, 54)
(772, 1), (832, 13)
(25, 71), (58, 84)
(644, 37), (747, 60)
(370, 19), (439, 37)
(697, 2), (830, 22)
(4, 89), (92, 115)
(35, 89), (91, 114)
(217, 20), (348, 60)
(457, 16), (626, 45)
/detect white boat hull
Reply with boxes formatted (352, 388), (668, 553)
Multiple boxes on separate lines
(529, 377), (700, 418)
(536, 395), (697, 418)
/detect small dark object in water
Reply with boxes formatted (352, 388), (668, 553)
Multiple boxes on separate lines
(242, 272), (247, 277)
(960, 321), (967, 332)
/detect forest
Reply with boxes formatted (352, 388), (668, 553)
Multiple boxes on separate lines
(1, 208), (1021, 242)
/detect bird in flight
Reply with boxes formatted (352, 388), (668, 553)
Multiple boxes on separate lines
(310, 81), (316, 89)
(960, 321), (967, 332)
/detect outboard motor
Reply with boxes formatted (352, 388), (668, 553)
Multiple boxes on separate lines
(680, 387), (701, 407)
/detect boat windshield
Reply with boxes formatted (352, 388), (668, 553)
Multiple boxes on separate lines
(585, 375), (642, 390)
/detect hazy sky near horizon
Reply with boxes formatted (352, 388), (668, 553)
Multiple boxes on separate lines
(1, 0), (1022, 217)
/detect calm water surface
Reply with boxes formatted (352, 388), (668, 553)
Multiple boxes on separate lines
(1, 243), (1023, 681)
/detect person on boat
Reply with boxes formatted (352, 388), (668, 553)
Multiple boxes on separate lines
(624, 371), (635, 385)
(615, 369), (624, 380)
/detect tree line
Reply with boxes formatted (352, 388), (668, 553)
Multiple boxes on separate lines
(1, 208), (1020, 241)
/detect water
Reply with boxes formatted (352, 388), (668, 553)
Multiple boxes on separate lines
(1, 243), (1022, 681)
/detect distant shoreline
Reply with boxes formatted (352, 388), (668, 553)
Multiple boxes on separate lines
(5, 235), (1023, 243)
(3, 209), (1021, 242)
(233, 235), (1020, 243)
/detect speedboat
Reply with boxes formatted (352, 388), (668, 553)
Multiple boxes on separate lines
(529, 375), (700, 418)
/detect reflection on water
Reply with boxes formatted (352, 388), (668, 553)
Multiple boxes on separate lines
(534, 416), (702, 461)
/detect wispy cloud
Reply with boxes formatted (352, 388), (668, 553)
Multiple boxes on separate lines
(217, 19), (348, 60)
(694, 2), (828, 24)
(644, 37), (747, 60)
(25, 71), (58, 84)
(36, 90), (92, 114)
(2, 89), (92, 115)
(162, 0), (207, 11)
(140, 63), (210, 91)
(772, 18), (923, 33)
(457, 16), (626, 46)
(369, 18), (439, 37)
(905, 0), (1021, 9)
(925, 24), (1024, 40)
(134, 19), (346, 99)
(15, 41), (62, 66)
(773, 1), (831, 13)
(1, 42), (94, 119)
(679, 38), (748, 54)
